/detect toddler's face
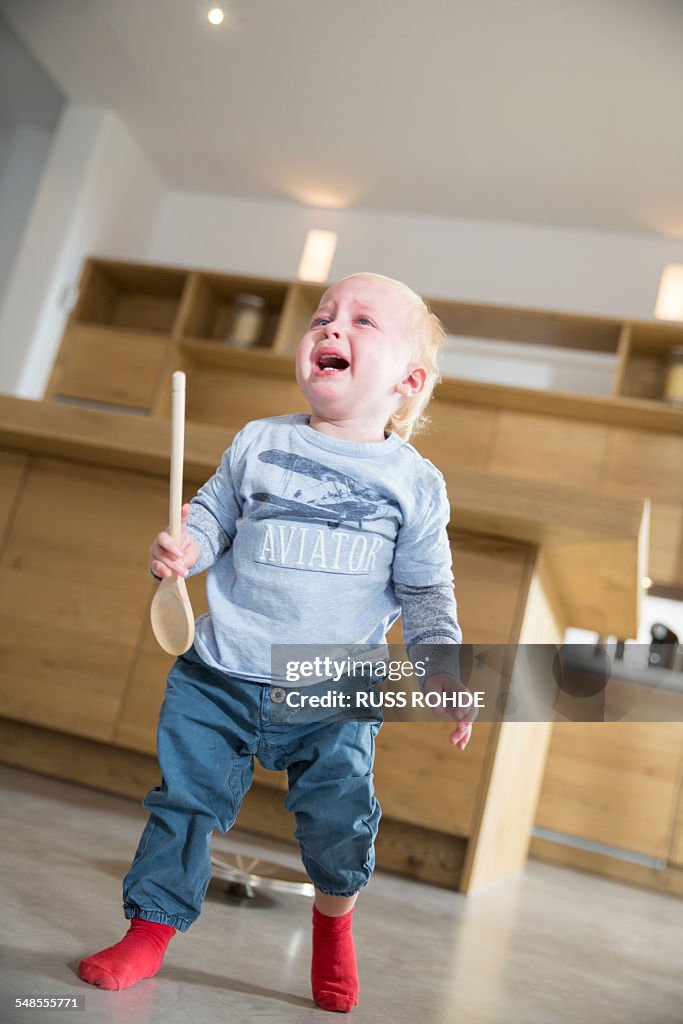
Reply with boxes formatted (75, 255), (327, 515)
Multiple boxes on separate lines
(295, 276), (424, 428)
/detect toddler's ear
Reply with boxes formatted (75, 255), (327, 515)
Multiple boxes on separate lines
(396, 365), (427, 397)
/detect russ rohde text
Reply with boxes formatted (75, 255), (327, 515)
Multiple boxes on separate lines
(284, 690), (486, 709)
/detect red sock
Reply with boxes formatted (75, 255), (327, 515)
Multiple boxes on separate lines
(78, 918), (175, 990)
(311, 905), (359, 1013)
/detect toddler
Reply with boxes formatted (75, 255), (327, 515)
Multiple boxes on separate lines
(78, 272), (471, 1012)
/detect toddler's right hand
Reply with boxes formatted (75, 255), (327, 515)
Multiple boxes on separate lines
(149, 502), (200, 580)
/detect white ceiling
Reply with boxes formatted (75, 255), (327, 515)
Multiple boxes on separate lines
(2, 0), (682, 237)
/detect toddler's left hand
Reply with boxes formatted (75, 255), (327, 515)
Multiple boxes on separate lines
(423, 673), (475, 750)
(448, 719), (473, 751)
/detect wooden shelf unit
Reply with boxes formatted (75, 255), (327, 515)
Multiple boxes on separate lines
(45, 257), (683, 431)
(42, 256), (683, 590)
(74, 259), (187, 334)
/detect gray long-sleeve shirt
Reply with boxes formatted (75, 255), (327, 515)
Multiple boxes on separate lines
(182, 413), (461, 683)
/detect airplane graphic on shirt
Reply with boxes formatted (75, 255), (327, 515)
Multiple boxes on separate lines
(249, 449), (402, 531)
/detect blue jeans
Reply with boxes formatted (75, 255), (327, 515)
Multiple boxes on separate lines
(122, 646), (383, 932)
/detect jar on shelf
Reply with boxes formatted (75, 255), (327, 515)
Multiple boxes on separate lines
(224, 293), (266, 349)
(663, 345), (683, 406)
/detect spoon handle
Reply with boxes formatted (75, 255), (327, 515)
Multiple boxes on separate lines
(169, 371), (186, 548)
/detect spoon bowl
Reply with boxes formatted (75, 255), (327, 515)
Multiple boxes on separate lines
(151, 574), (195, 656)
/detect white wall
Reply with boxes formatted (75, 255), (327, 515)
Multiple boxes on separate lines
(0, 122), (54, 308)
(439, 336), (617, 396)
(0, 104), (166, 398)
(149, 191), (683, 322)
(0, 11), (64, 132)
(0, 9), (65, 314)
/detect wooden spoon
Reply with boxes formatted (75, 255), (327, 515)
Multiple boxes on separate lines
(150, 371), (195, 655)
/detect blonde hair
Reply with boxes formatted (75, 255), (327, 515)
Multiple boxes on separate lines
(340, 273), (447, 441)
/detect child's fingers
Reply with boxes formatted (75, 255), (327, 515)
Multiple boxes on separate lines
(157, 530), (183, 559)
(150, 558), (172, 579)
(449, 722), (472, 750)
(448, 723), (465, 743)
(425, 678), (476, 724)
(151, 555), (188, 578)
(150, 530), (188, 577)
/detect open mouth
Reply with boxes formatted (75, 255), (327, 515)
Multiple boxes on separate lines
(316, 353), (350, 373)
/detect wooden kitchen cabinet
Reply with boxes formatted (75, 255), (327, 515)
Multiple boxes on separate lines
(670, 771), (683, 869)
(6, 252), (681, 897)
(535, 722), (683, 862)
(47, 258), (683, 430)
(0, 458), (168, 741)
(0, 396), (645, 892)
(44, 258), (683, 590)
(0, 450), (27, 536)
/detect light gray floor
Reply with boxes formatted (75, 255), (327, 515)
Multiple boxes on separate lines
(1, 763), (681, 1024)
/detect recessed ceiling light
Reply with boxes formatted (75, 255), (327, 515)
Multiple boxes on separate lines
(208, 7), (225, 26)
(297, 230), (338, 283)
(655, 264), (683, 322)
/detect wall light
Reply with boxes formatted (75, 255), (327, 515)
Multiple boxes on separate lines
(297, 230), (338, 283)
(208, 7), (225, 26)
(654, 264), (683, 322)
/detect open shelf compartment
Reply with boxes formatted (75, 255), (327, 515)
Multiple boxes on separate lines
(74, 259), (188, 334)
(618, 322), (683, 405)
(178, 273), (290, 350)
